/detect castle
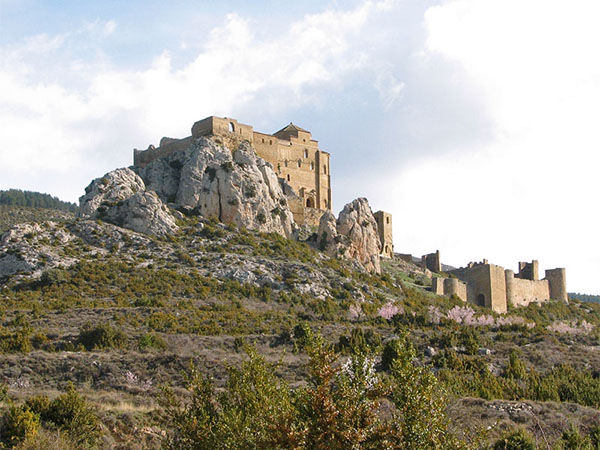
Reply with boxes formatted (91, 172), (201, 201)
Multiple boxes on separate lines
(131, 115), (570, 313)
(134, 116), (333, 226)
(430, 254), (567, 313)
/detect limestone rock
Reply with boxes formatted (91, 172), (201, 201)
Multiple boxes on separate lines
(79, 168), (145, 217)
(135, 137), (295, 237)
(79, 168), (178, 236)
(99, 191), (179, 236)
(317, 198), (381, 274)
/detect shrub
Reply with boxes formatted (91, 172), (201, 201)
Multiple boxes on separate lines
(1, 405), (40, 446)
(77, 322), (127, 351)
(138, 332), (167, 351)
(42, 384), (100, 448)
(492, 428), (536, 450)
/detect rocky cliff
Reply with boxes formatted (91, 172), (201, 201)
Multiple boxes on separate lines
(318, 198), (381, 274)
(79, 138), (295, 238)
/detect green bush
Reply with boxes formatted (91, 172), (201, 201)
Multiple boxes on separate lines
(161, 332), (469, 450)
(0, 405), (40, 447)
(37, 385), (99, 448)
(138, 332), (167, 351)
(492, 428), (536, 450)
(77, 322), (127, 351)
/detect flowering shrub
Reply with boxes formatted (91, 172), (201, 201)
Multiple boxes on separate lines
(377, 302), (402, 320)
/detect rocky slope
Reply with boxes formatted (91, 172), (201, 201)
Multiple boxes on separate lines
(318, 198), (382, 274)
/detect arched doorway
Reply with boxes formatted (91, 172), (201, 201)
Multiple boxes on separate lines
(306, 198), (315, 208)
(477, 293), (485, 306)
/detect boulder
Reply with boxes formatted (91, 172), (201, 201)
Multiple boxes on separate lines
(79, 168), (145, 217)
(135, 138), (295, 237)
(98, 191), (179, 236)
(317, 198), (381, 274)
(79, 168), (178, 236)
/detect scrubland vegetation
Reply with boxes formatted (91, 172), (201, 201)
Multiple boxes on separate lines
(0, 210), (599, 448)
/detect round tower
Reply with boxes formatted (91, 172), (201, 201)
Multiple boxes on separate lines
(545, 268), (568, 303)
(505, 269), (515, 307)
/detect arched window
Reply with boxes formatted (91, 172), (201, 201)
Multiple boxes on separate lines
(287, 174), (290, 182)
(310, 162), (315, 170)
(306, 198), (314, 208)
(229, 122), (235, 132)
(261, 138), (265, 143)
(304, 149), (308, 158)
(386, 217), (390, 224)
(297, 159), (301, 168)
(284, 160), (288, 167)
(477, 294), (485, 306)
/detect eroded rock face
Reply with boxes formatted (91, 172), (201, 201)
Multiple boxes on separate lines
(135, 138), (295, 237)
(79, 168), (178, 237)
(318, 198), (381, 274)
(79, 168), (145, 217)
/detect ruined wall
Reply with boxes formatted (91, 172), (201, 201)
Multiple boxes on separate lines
(422, 250), (441, 272)
(517, 260), (539, 280)
(374, 211), (394, 258)
(506, 269), (550, 307)
(432, 277), (467, 302)
(134, 137), (193, 167)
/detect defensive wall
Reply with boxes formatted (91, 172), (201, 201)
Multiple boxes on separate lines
(417, 250), (567, 313)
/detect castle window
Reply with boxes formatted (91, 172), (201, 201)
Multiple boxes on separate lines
(310, 162), (314, 170)
(304, 149), (308, 158)
(386, 217), (389, 224)
(262, 138), (265, 143)
(303, 139), (306, 142)
(297, 159), (302, 168)
(306, 198), (315, 208)
(284, 160), (288, 167)
(269, 140), (272, 145)
(323, 165), (327, 174)
(287, 174), (290, 182)
(323, 200), (327, 208)
(229, 122), (235, 133)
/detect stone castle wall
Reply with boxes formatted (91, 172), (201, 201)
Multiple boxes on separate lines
(133, 116), (332, 225)
(449, 260), (567, 313)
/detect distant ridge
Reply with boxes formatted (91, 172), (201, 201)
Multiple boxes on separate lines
(0, 189), (77, 212)
(569, 292), (600, 303)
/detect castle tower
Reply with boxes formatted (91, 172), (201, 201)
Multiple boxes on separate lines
(545, 268), (568, 303)
(517, 260), (539, 280)
(374, 211), (393, 258)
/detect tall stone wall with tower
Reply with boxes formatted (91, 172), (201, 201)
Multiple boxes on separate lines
(448, 259), (568, 313)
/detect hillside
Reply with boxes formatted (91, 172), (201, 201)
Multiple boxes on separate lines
(1, 215), (599, 448)
(0, 205), (74, 233)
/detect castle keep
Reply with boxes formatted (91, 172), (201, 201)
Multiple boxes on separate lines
(134, 116), (331, 225)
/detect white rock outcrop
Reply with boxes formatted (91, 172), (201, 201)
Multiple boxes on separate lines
(135, 138), (296, 237)
(318, 198), (381, 274)
(79, 168), (178, 236)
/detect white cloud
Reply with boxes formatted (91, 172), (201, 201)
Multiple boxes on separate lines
(387, 0), (600, 293)
(0, 2), (396, 184)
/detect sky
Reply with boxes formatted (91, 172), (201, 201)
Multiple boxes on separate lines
(1, 0), (599, 294)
